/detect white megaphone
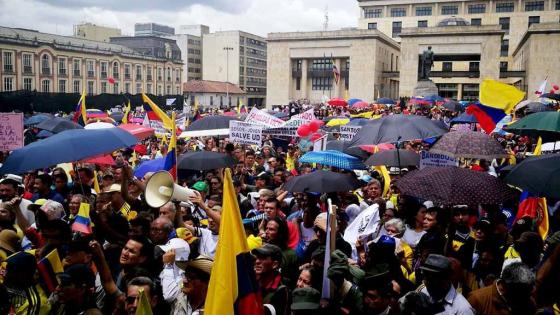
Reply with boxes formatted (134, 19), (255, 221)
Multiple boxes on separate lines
(145, 171), (196, 208)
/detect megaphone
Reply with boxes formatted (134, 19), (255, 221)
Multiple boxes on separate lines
(145, 171), (196, 208)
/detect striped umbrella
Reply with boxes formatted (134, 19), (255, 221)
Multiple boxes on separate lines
(299, 150), (367, 170)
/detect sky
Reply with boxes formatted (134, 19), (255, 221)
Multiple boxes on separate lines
(0, 0), (360, 37)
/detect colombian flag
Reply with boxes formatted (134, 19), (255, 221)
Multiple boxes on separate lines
(204, 168), (263, 315)
(72, 202), (93, 234)
(37, 249), (64, 293)
(163, 112), (177, 181)
(142, 93), (174, 130)
(467, 80), (525, 134)
(72, 92), (87, 126)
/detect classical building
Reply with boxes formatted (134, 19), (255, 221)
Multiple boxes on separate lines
(202, 30), (267, 107)
(134, 23), (175, 37)
(165, 25), (209, 82)
(0, 26), (182, 95)
(183, 80), (246, 110)
(73, 23), (122, 42)
(266, 29), (400, 106)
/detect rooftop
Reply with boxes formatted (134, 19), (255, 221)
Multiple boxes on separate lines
(183, 80), (246, 94)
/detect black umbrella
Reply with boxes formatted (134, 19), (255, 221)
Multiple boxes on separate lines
(185, 115), (240, 131)
(348, 114), (448, 146)
(36, 117), (84, 133)
(177, 151), (235, 171)
(110, 111), (125, 122)
(326, 140), (369, 159)
(395, 167), (516, 206)
(443, 100), (463, 112)
(524, 102), (551, 114)
(365, 149), (420, 167)
(505, 154), (560, 198)
(541, 93), (560, 101)
(283, 170), (362, 193)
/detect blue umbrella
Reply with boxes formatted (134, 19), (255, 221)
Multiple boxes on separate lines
(347, 118), (373, 126)
(451, 113), (478, 124)
(0, 128), (138, 174)
(36, 130), (54, 138)
(347, 98), (362, 106)
(24, 114), (51, 126)
(424, 94), (444, 102)
(134, 157), (165, 179)
(376, 97), (395, 105)
(299, 150), (367, 170)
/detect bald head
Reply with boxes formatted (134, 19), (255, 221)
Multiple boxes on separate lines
(150, 217), (174, 245)
(159, 202), (176, 222)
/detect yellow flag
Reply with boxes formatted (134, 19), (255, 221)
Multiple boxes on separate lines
(141, 93), (173, 130)
(93, 170), (101, 194)
(533, 137), (542, 156)
(479, 79), (525, 114)
(373, 146), (391, 197)
(134, 288), (153, 315)
(122, 100), (131, 124)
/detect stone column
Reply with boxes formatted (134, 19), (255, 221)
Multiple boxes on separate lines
(301, 59), (308, 100)
(335, 58), (342, 98)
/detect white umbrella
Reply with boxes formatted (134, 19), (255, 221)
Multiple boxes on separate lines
(179, 128), (230, 138)
(84, 122), (115, 130)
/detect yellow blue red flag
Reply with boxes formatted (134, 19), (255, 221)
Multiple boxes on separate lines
(142, 93), (173, 130)
(37, 249), (64, 293)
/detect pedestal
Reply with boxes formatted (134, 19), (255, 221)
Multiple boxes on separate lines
(413, 79), (439, 97)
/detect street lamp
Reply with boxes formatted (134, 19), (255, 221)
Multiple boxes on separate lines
(223, 46), (233, 108)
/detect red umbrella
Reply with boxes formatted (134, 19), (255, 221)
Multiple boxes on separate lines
(118, 124), (154, 140)
(358, 143), (396, 154)
(133, 144), (147, 155)
(328, 98), (348, 107)
(351, 101), (370, 109)
(82, 154), (115, 165)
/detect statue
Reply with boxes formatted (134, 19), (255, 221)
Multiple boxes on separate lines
(420, 46), (434, 80)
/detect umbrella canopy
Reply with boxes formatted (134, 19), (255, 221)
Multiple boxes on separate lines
(86, 109), (108, 119)
(134, 157), (166, 179)
(118, 124), (155, 140)
(347, 98), (362, 106)
(283, 170), (362, 193)
(524, 102), (551, 114)
(410, 98), (432, 106)
(24, 114), (52, 126)
(185, 115), (240, 132)
(430, 131), (507, 160)
(109, 111), (125, 122)
(36, 130), (54, 138)
(299, 150), (367, 170)
(82, 154), (115, 166)
(0, 128), (138, 174)
(36, 117), (83, 133)
(327, 98), (348, 107)
(395, 167), (515, 205)
(376, 97), (395, 105)
(325, 140), (369, 159)
(326, 118), (350, 127)
(450, 112), (477, 125)
(349, 114), (448, 146)
(505, 154), (560, 198)
(84, 122), (115, 129)
(177, 151), (235, 171)
(351, 101), (370, 109)
(541, 93), (560, 101)
(503, 112), (560, 141)
(424, 95), (445, 102)
(365, 149), (420, 167)
(443, 100), (463, 112)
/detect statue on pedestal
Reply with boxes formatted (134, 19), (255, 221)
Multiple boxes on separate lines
(420, 46), (434, 80)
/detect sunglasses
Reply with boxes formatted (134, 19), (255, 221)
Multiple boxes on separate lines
(126, 295), (139, 304)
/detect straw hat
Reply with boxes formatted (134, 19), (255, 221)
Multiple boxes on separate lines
(184, 255), (213, 275)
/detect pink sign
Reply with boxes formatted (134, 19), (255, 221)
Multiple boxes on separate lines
(0, 113), (24, 151)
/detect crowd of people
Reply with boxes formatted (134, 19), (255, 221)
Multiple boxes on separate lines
(0, 98), (559, 315)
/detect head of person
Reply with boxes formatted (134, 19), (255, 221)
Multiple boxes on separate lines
(473, 218), (493, 242)
(264, 198), (281, 219)
(255, 172), (270, 189)
(63, 236), (93, 267)
(53, 172), (68, 192)
(420, 254), (452, 301)
(180, 256), (213, 298)
(402, 197), (425, 229)
(296, 265), (321, 290)
(313, 213), (328, 243)
(158, 202), (176, 222)
(150, 217), (173, 245)
(452, 206), (471, 228)
(0, 178), (20, 201)
(498, 262), (536, 306)
(291, 287), (321, 315)
(68, 194), (88, 217)
(258, 189), (275, 212)
(119, 236), (154, 268)
(129, 216), (152, 238)
(209, 176), (222, 192)
(0, 229), (21, 257)
(265, 216), (289, 249)
(54, 264), (96, 306)
(0, 202), (15, 227)
(192, 181), (209, 199)
(102, 173), (114, 189)
(364, 179), (382, 201)
(77, 167), (94, 186)
(245, 151), (256, 167)
(113, 166), (124, 183)
(40, 218), (71, 247)
(125, 276), (158, 315)
(252, 244), (282, 280)
(360, 271), (393, 314)
(327, 250), (350, 288)
(423, 207), (445, 232)
(267, 157), (278, 169)
(515, 231), (544, 268)
(384, 218), (405, 237)
(34, 174), (52, 194)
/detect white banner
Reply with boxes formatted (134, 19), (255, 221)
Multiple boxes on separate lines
(339, 126), (362, 141)
(292, 108), (316, 121)
(166, 98), (176, 106)
(419, 151), (459, 169)
(229, 121), (263, 146)
(313, 135), (328, 152)
(245, 108), (286, 128)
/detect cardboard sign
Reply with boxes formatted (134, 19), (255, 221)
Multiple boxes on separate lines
(245, 108), (285, 128)
(229, 121), (262, 146)
(0, 113), (24, 151)
(419, 151), (459, 169)
(339, 126), (362, 141)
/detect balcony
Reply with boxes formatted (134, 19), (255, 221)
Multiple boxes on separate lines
(3, 66), (14, 73)
(499, 70), (525, 78)
(124, 74), (131, 80)
(382, 71), (399, 78)
(292, 69), (302, 78)
(307, 69), (333, 77)
(73, 70), (81, 77)
(136, 75), (142, 81)
(147, 75), (153, 81)
(101, 72), (107, 79)
(58, 69), (67, 77)
(41, 68), (52, 76)
(113, 73), (119, 79)
(23, 66), (33, 74)
(429, 71), (480, 78)
(88, 72), (95, 78)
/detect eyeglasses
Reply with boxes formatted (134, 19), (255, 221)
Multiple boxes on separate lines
(126, 295), (139, 304)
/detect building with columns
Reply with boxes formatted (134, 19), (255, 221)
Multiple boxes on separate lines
(0, 26), (183, 95)
(266, 28), (400, 106)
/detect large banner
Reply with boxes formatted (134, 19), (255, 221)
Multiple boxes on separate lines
(419, 151), (459, 169)
(0, 113), (24, 151)
(245, 108), (285, 128)
(339, 126), (362, 141)
(229, 121), (263, 146)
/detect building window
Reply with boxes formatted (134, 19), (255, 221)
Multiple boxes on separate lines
(500, 61), (509, 71)
(166, 85), (171, 95)
(41, 55), (51, 75)
(136, 83), (142, 94)
(73, 59), (81, 76)
(311, 77), (332, 90)
(556, 0), (560, 10)
(3, 51), (13, 72)
(415, 6), (432, 16)
(58, 79), (66, 93)
(114, 82), (119, 94)
(87, 60), (95, 78)
(471, 18), (482, 26)
(58, 58), (67, 75)
(101, 81), (107, 93)
(528, 16), (540, 27)
(113, 62), (119, 79)
(100, 62), (108, 79)
(501, 39), (509, 56)
(525, 1), (544, 11)
(296, 78), (301, 90)
(124, 64), (131, 79)
(176, 69), (180, 82)
(157, 85), (162, 95)
(146, 83), (152, 94)
(23, 77), (32, 91)
(136, 65), (142, 81)
(499, 17), (510, 34)
(418, 20), (428, 27)
(469, 62), (480, 72)
(158, 68), (163, 81)
(220, 95), (223, 106)
(441, 5), (458, 15)
(210, 96), (214, 106)
(3, 77), (13, 91)
(41, 79), (50, 93)
(392, 21), (402, 38)
(22, 54), (33, 74)
(468, 4), (486, 14)
(442, 62), (453, 72)
(125, 82), (130, 93)
(496, 2), (514, 12)
(390, 7), (406, 17)
(87, 81), (94, 95)
(73, 80), (80, 93)
(364, 8), (382, 18)
(147, 67), (153, 81)
(367, 23), (377, 30)
(166, 67), (171, 81)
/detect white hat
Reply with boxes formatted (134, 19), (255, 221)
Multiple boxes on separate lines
(423, 200), (434, 209)
(386, 200), (395, 210)
(158, 238), (190, 262)
(40, 200), (65, 220)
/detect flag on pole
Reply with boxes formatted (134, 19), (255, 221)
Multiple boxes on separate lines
(93, 170), (101, 194)
(321, 199), (336, 299)
(72, 91), (88, 126)
(332, 59), (340, 85)
(72, 202), (93, 234)
(535, 77), (548, 95)
(373, 147), (391, 197)
(122, 100), (131, 124)
(142, 93), (173, 130)
(204, 168), (263, 315)
(134, 288), (154, 315)
(163, 112), (177, 181)
(37, 249), (64, 293)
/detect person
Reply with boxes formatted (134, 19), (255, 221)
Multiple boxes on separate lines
(417, 254), (474, 315)
(402, 200), (427, 250)
(0, 178), (35, 226)
(291, 287), (321, 315)
(296, 265), (321, 290)
(50, 264), (102, 314)
(167, 255), (214, 315)
(360, 270), (400, 315)
(468, 262), (536, 315)
(502, 231), (543, 271)
(252, 244), (290, 315)
(326, 250), (363, 315)
(125, 276), (161, 315)
(263, 216), (298, 286)
(31, 174), (65, 204)
(150, 217), (174, 246)
(115, 236), (154, 292)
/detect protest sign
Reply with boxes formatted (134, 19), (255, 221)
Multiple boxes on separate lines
(419, 151), (459, 169)
(292, 108), (316, 121)
(245, 108), (285, 128)
(313, 135), (328, 152)
(339, 126), (362, 141)
(0, 113), (24, 151)
(229, 121), (262, 146)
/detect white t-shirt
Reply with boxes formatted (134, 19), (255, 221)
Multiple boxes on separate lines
(18, 198), (35, 226)
(402, 225), (426, 250)
(198, 228), (218, 259)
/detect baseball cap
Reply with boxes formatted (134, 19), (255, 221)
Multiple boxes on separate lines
(28, 198), (48, 212)
(157, 238), (191, 262)
(420, 254), (452, 275)
(291, 287), (320, 310)
(251, 243), (282, 262)
(40, 200), (65, 220)
(192, 181), (209, 193)
(57, 264), (95, 289)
